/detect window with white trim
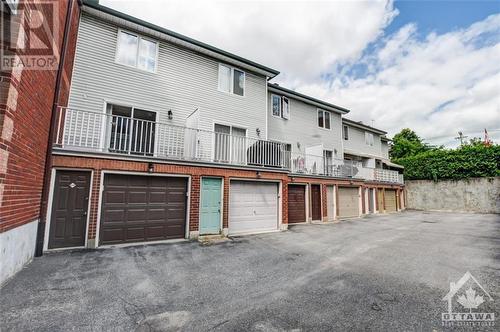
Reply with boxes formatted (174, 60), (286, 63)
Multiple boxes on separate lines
(271, 94), (290, 119)
(116, 30), (158, 72)
(218, 64), (245, 96)
(365, 132), (374, 146)
(343, 125), (349, 140)
(318, 109), (331, 129)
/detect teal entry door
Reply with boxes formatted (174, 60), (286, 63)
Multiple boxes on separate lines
(200, 178), (222, 235)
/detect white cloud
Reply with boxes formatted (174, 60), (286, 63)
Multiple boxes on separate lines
(101, 0), (397, 81)
(101, 0), (500, 147)
(297, 15), (500, 147)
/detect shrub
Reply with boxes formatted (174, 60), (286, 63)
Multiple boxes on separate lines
(394, 144), (500, 180)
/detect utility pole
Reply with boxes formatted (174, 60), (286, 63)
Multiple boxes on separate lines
(455, 131), (468, 145)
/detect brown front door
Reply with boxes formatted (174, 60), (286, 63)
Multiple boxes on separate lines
(288, 185), (306, 223)
(377, 188), (384, 212)
(311, 184), (322, 221)
(48, 170), (91, 249)
(100, 174), (187, 245)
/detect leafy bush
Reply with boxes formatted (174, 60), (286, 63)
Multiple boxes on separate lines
(394, 144), (500, 180)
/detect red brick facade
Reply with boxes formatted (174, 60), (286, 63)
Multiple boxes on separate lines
(0, 1), (80, 233)
(50, 154), (404, 245)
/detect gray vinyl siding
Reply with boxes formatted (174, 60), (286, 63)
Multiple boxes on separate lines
(267, 92), (343, 158)
(343, 125), (383, 157)
(67, 13), (267, 147)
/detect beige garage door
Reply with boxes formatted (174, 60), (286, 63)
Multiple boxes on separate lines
(385, 189), (397, 212)
(338, 187), (360, 218)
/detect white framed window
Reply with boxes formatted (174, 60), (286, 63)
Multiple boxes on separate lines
(116, 30), (158, 72)
(271, 94), (290, 119)
(271, 94), (281, 117)
(282, 96), (290, 119)
(343, 125), (349, 140)
(365, 132), (374, 146)
(218, 64), (245, 96)
(318, 109), (331, 129)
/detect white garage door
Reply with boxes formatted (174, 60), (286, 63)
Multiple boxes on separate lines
(229, 181), (278, 235)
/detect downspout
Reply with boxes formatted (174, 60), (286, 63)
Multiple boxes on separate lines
(35, 0), (79, 257)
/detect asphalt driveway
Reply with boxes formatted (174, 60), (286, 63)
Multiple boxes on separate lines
(1, 211), (499, 331)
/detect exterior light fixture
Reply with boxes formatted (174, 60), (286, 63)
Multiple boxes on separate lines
(168, 109), (173, 120)
(148, 162), (154, 173)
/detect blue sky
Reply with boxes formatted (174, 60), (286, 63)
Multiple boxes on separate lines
(102, 0), (500, 147)
(388, 0), (500, 37)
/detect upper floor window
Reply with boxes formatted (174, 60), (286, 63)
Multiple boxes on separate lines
(318, 109), (331, 129)
(271, 94), (290, 119)
(343, 125), (349, 140)
(365, 132), (374, 146)
(116, 30), (158, 72)
(218, 64), (245, 96)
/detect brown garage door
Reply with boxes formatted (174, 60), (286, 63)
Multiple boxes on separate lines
(288, 185), (306, 223)
(100, 174), (187, 245)
(338, 187), (360, 218)
(385, 189), (397, 212)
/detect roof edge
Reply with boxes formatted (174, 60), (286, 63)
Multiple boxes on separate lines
(82, 0), (280, 77)
(342, 118), (387, 135)
(268, 83), (350, 114)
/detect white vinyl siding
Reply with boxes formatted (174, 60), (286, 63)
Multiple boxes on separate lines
(267, 92), (343, 157)
(67, 14), (267, 150)
(343, 124), (384, 157)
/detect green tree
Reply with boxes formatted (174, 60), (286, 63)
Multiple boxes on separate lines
(389, 128), (434, 160)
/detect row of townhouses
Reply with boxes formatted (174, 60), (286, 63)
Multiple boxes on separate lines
(0, 0), (404, 284)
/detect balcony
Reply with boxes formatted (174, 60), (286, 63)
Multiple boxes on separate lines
(290, 153), (404, 184)
(53, 107), (403, 184)
(54, 107), (290, 169)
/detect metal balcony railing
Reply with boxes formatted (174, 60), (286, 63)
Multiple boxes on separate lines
(374, 168), (404, 184)
(290, 153), (403, 183)
(53, 107), (404, 183)
(54, 107), (291, 169)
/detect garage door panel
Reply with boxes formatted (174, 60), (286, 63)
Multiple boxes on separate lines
(129, 191), (147, 203)
(338, 187), (360, 218)
(229, 181), (278, 235)
(385, 189), (397, 212)
(100, 174), (187, 245)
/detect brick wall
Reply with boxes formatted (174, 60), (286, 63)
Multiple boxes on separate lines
(0, 1), (80, 233)
(51, 155), (290, 239)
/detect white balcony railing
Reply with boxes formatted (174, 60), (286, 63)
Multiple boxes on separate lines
(374, 168), (404, 184)
(54, 107), (290, 169)
(53, 107), (404, 184)
(290, 153), (403, 183)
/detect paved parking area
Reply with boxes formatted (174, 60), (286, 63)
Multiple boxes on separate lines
(1, 211), (499, 331)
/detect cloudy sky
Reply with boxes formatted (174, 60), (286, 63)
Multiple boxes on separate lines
(101, 0), (500, 147)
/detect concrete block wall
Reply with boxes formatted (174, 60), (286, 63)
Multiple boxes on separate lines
(405, 177), (500, 214)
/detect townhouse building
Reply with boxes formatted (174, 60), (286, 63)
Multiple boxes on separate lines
(2, 0), (405, 280)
